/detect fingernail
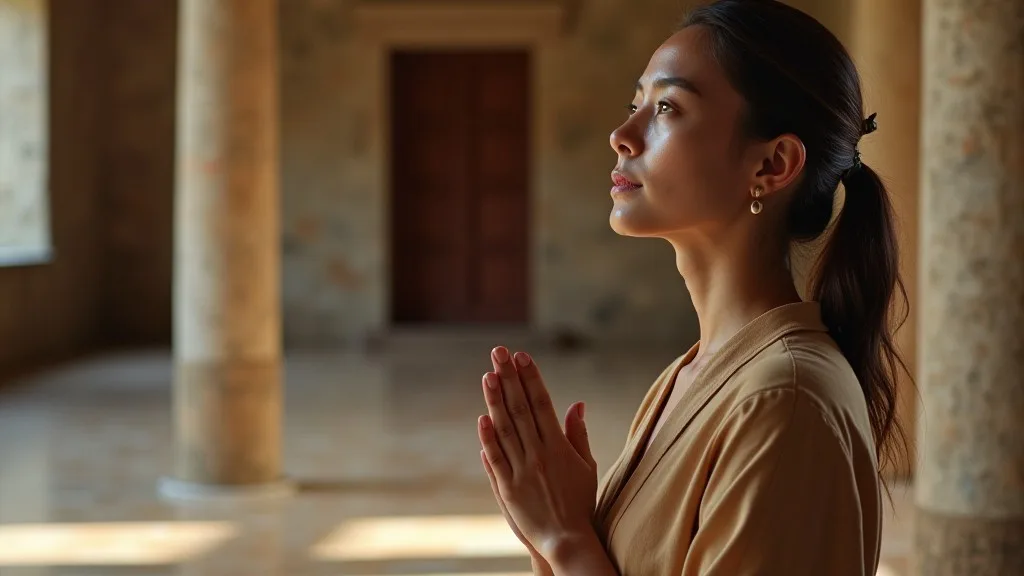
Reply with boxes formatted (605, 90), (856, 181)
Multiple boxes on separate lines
(492, 346), (509, 363)
(485, 373), (499, 390)
(515, 352), (531, 367)
(577, 403), (586, 419)
(479, 415), (490, 429)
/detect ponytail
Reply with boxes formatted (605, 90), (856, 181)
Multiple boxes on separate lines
(810, 162), (911, 474)
(681, 0), (913, 482)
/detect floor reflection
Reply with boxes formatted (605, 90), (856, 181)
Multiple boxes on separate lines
(0, 348), (912, 575)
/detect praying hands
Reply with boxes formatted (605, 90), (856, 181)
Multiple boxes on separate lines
(476, 346), (619, 576)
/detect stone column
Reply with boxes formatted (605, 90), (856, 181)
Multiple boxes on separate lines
(161, 0), (288, 500)
(916, 0), (1024, 573)
(851, 0), (922, 481)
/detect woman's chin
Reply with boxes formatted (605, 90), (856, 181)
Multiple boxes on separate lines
(609, 205), (672, 238)
(609, 207), (646, 237)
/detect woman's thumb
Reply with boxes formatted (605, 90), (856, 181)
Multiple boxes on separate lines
(564, 402), (596, 469)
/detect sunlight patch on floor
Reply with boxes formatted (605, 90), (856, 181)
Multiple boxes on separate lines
(310, 514), (529, 561)
(0, 522), (237, 566)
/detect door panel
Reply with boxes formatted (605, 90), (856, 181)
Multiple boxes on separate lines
(390, 51), (529, 324)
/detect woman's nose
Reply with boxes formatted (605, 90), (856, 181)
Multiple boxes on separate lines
(609, 120), (643, 157)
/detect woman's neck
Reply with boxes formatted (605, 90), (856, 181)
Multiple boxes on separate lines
(668, 231), (801, 360)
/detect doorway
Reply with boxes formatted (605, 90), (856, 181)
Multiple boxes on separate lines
(389, 50), (530, 325)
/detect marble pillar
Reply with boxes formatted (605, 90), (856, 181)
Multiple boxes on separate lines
(916, 0), (1024, 573)
(163, 0), (287, 499)
(851, 0), (922, 480)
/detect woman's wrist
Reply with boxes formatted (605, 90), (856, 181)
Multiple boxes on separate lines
(542, 528), (617, 575)
(531, 553), (554, 576)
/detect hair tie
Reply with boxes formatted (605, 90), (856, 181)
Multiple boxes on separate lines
(850, 150), (863, 171)
(843, 151), (864, 183)
(844, 113), (877, 182)
(861, 112), (878, 136)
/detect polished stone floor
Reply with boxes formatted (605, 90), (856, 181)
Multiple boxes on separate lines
(0, 346), (913, 575)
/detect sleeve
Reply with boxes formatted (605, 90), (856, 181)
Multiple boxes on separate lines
(681, 388), (871, 576)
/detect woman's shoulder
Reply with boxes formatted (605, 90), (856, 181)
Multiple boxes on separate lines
(729, 331), (872, 443)
(733, 330), (857, 393)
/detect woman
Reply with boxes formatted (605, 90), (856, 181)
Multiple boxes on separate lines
(475, 1), (910, 574)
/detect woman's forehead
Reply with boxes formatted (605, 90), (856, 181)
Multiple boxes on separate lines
(637, 27), (724, 95)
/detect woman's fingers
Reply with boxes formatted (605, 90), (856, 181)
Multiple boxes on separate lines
(564, 401), (597, 470)
(491, 347), (542, 454)
(480, 448), (536, 555)
(482, 373), (525, 466)
(478, 414), (513, 483)
(481, 447), (501, 495)
(481, 448), (512, 517)
(512, 352), (563, 443)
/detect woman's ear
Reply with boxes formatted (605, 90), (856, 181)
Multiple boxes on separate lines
(755, 134), (805, 195)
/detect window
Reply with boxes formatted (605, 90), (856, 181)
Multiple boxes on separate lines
(0, 0), (50, 266)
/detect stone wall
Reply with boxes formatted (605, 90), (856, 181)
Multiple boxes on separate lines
(0, 0), (103, 374)
(278, 0), (856, 347)
(279, 0), (702, 347)
(44, 0), (859, 350)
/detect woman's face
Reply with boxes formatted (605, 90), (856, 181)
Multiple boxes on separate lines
(608, 26), (757, 239)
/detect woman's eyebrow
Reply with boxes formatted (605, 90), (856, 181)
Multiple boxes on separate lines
(635, 76), (702, 97)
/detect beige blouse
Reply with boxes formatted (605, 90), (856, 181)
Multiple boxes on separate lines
(595, 301), (881, 575)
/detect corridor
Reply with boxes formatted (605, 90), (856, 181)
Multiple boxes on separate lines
(0, 347), (912, 575)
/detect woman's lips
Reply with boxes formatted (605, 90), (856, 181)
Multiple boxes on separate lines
(611, 171), (642, 194)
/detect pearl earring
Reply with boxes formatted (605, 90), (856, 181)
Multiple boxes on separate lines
(750, 185), (764, 215)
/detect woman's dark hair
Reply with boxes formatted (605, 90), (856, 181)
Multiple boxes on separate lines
(682, 0), (911, 484)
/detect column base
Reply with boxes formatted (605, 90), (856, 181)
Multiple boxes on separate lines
(158, 476), (295, 504)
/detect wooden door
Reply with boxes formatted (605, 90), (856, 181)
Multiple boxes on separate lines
(390, 51), (530, 325)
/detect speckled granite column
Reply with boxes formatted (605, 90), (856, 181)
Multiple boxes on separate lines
(166, 0), (286, 496)
(916, 0), (1024, 573)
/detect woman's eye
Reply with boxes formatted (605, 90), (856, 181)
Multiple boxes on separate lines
(657, 101), (674, 114)
(626, 104), (638, 115)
